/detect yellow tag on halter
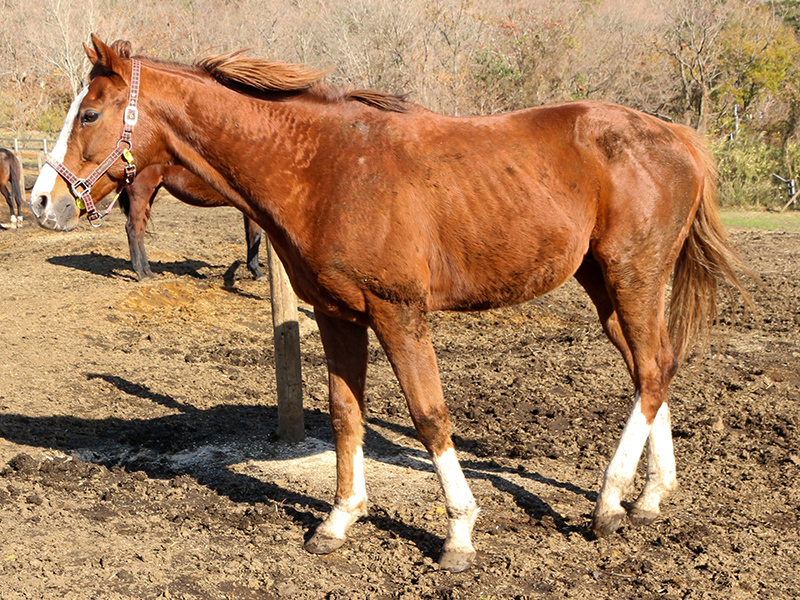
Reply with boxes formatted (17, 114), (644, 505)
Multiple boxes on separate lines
(122, 148), (135, 164)
(76, 196), (86, 210)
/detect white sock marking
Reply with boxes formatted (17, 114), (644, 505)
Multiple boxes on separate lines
(318, 446), (367, 540)
(432, 447), (478, 554)
(635, 402), (677, 513)
(597, 392), (653, 514)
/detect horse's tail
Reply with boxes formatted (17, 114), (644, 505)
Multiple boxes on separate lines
(117, 187), (131, 217)
(668, 124), (755, 363)
(7, 151), (23, 215)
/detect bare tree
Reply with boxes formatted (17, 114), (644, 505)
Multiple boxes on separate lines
(655, 0), (781, 132)
(23, 0), (104, 96)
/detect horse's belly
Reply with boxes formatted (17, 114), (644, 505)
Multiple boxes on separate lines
(429, 237), (586, 312)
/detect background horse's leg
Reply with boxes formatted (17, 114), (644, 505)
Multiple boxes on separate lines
(11, 158), (23, 226)
(125, 186), (157, 280)
(1, 182), (14, 228)
(305, 311), (369, 555)
(243, 216), (265, 280)
(368, 300), (479, 573)
(122, 167), (163, 280)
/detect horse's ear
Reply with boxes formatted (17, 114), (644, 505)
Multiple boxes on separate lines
(88, 33), (126, 77)
(84, 42), (98, 66)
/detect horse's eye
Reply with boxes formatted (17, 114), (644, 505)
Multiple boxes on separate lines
(81, 110), (100, 125)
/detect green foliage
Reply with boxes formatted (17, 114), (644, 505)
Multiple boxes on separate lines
(772, 0), (800, 33)
(716, 8), (800, 110)
(711, 132), (797, 208)
(35, 103), (73, 134)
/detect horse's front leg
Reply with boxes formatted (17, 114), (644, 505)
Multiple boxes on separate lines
(369, 299), (479, 573)
(305, 311), (369, 554)
(124, 186), (157, 281)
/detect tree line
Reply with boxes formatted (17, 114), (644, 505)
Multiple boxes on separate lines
(1, 0), (798, 207)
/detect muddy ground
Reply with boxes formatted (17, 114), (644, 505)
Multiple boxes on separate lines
(0, 196), (798, 599)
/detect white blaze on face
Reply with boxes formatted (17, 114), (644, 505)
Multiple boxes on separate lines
(30, 86), (88, 209)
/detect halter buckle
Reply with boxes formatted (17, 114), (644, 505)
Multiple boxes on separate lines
(124, 163), (137, 184)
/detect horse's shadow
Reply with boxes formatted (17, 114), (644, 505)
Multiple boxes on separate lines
(47, 253), (267, 300)
(0, 372), (596, 560)
(47, 253), (215, 281)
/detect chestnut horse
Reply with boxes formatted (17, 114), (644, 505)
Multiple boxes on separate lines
(0, 148), (23, 229)
(30, 36), (752, 572)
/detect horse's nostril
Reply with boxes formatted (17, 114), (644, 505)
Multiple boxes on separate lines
(31, 194), (50, 216)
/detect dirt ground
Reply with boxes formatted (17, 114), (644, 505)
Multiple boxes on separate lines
(0, 195), (797, 600)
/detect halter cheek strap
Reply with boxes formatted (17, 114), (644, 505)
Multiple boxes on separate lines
(46, 58), (141, 227)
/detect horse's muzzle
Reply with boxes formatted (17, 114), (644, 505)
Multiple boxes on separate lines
(30, 192), (79, 231)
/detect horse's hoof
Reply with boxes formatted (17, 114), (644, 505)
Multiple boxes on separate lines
(304, 532), (346, 555)
(439, 549), (476, 573)
(628, 507), (659, 527)
(591, 510), (624, 537)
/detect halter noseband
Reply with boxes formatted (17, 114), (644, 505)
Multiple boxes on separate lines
(46, 58), (141, 227)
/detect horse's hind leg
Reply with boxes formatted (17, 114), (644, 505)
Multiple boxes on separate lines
(243, 216), (265, 280)
(1, 183), (14, 228)
(367, 299), (478, 572)
(576, 254), (678, 536)
(628, 401), (676, 526)
(305, 311), (370, 555)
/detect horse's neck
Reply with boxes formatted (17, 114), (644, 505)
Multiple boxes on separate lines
(156, 79), (321, 248)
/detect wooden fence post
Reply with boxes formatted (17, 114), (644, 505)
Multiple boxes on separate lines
(267, 240), (305, 442)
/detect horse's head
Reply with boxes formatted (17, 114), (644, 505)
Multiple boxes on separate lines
(31, 35), (153, 231)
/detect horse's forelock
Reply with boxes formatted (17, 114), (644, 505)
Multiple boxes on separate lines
(110, 40), (133, 59)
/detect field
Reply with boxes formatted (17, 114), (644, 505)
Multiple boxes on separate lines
(0, 199), (798, 599)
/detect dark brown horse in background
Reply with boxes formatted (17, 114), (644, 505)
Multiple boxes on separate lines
(30, 36), (753, 572)
(118, 164), (264, 280)
(0, 148), (24, 229)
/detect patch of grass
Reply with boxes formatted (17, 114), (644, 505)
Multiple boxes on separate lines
(720, 210), (800, 232)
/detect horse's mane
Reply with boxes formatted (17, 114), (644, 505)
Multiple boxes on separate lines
(196, 51), (409, 113)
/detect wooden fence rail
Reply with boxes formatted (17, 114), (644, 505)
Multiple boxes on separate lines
(0, 137), (57, 187)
